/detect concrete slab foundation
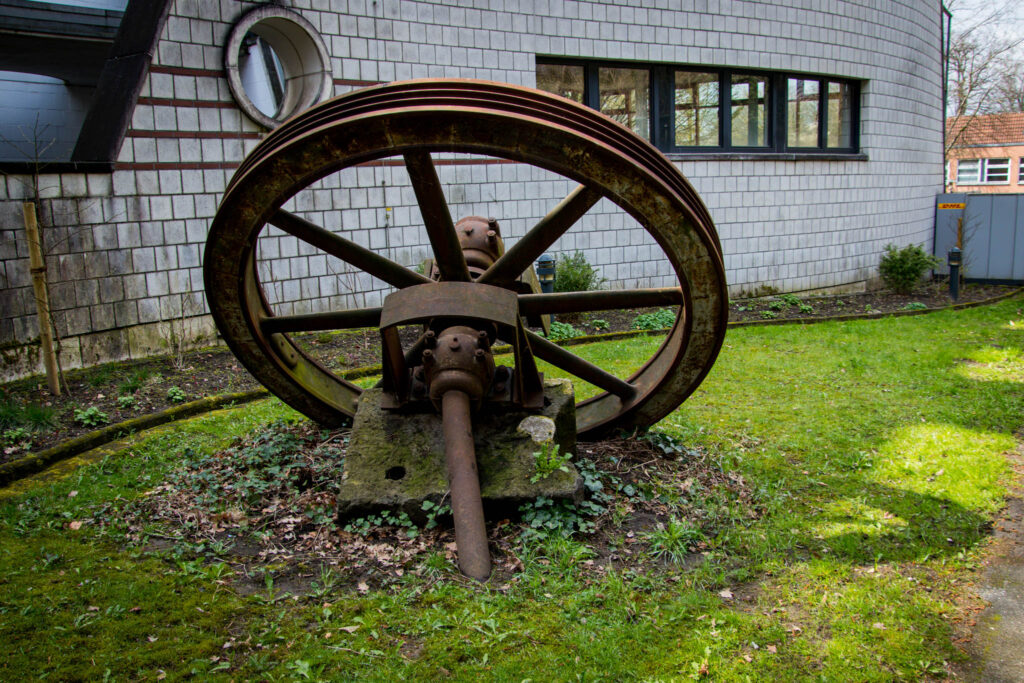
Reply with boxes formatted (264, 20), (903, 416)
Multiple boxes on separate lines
(336, 378), (581, 521)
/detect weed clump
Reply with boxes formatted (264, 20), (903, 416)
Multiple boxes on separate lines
(546, 321), (579, 340)
(0, 394), (56, 431)
(632, 308), (676, 330)
(878, 243), (940, 294)
(73, 406), (109, 428)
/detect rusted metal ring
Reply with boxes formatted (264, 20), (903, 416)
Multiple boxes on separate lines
(205, 79), (727, 439)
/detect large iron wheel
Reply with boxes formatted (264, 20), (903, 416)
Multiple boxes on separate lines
(204, 79), (727, 439)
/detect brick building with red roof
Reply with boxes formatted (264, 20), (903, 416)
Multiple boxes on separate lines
(946, 112), (1024, 193)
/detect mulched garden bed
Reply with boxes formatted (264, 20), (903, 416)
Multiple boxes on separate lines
(108, 420), (756, 591)
(1, 281), (1017, 464)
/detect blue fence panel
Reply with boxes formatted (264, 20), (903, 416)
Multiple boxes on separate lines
(934, 193), (1024, 283)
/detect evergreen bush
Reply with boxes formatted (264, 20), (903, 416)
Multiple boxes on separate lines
(554, 251), (605, 292)
(878, 244), (940, 294)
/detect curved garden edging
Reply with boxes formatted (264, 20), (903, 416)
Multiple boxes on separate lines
(2, 286), (1021, 487)
(0, 389), (268, 487)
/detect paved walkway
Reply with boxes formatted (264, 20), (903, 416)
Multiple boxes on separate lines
(962, 445), (1024, 682)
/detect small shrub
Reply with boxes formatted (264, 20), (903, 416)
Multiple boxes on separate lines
(642, 430), (696, 459)
(421, 500), (451, 530)
(0, 397), (20, 430)
(530, 443), (571, 483)
(878, 243), (940, 294)
(779, 293), (802, 307)
(798, 303), (814, 314)
(167, 386), (187, 403)
(644, 517), (705, 563)
(590, 318), (610, 331)
(0, 398), (55, 431)
(74, 406), (109, 428)
(21, 404), (56, 431)
(119, 369), (152, 395)
(519, 496), (603, 539)
(85, 366), (117, 388)
(554, 252), (605, 293)
(547, 321), (579, 340)
(767, 300), (786, 312)
(117, 395), (137, 410)
(2, 427), (33, 454)
(903, 302), (928, 311)
(343, 510), (417, 538)
(632, 308), (676, 330)
(761, 311), (778, 320)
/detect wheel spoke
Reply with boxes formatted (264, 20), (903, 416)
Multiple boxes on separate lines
(259, 307), (382, 334)
(403, 150), (470, 282)
(525, 330), (637, 400)
(478, 185), (601, 285)
(518, 287), (682, 316)
(270, 209), (429, 289)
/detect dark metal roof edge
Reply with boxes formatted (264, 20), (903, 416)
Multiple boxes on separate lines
(70, 0), (174, 164)
(0, 160), (115, 174)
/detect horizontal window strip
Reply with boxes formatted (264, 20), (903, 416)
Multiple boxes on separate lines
(136, 97), (236, 109)
(126, 130), (262, 140)
(114, 158), (518, 172)
(115, 162), (241, 171)
(333, 78), (386, 88)
(537, 58), (860, 156)
(149, 65), (225, 78)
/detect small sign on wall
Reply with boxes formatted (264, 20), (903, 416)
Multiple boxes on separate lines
(938, 202), (966, 210)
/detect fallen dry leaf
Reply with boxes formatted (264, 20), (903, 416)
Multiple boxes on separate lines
(767, 645), (777, 654)
(719, 589), (734, 600)
(68, 521), (82, 530)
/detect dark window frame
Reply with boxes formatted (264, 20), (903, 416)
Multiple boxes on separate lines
(537, 57), (861, 157)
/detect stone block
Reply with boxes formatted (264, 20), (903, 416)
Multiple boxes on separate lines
(337, 379), (580, 521)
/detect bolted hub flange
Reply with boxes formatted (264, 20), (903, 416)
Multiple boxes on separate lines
(423, 325), (496, 402)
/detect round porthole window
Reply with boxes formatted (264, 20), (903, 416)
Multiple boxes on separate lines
(225, 7), (333, 129)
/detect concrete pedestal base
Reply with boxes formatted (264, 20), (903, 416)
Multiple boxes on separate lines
(336, 379), (580, 521)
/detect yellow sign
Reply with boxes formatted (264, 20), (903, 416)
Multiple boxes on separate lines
(938, 202), (965, 210)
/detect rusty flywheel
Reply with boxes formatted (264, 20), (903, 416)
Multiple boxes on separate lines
(204, 79), (727, 440)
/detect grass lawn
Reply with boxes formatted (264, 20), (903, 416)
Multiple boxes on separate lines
(2, 298), (1023, 681)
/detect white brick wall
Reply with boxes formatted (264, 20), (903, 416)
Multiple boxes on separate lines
(0, 0), (944, 376)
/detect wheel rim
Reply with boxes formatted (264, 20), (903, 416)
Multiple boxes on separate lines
(204, 79), (728, 439)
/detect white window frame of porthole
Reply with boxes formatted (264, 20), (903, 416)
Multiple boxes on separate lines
(224, 6), (333, 129)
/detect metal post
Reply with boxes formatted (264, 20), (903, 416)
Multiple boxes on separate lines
(948, 247), (961, 302)
(440, 389), (491, 580)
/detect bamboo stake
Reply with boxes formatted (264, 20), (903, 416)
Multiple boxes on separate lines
(23, 201), (60, 395)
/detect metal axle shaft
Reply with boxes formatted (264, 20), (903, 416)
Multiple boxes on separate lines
(440, 389), (491, 581)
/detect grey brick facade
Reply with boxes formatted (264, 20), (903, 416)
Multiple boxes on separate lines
(0, 0), (944, 379)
